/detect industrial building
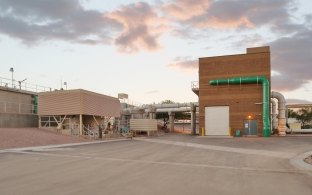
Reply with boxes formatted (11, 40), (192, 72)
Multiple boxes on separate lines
(1, 46), (304, 138)
(198, 46), (274, 136)
(38, 89), (121, 136)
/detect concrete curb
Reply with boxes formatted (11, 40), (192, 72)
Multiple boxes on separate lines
(0, 138), (130, 153)
(290, 151), (312, 175)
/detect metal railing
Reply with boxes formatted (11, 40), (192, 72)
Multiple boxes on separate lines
(191, 81), (199, 90)
(84, 125), (99, 138)
(0, 76), (51, 93)
(120, 98), (143, 107)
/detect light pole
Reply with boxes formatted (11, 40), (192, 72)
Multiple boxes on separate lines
(9, 67), (14, 88)
(18, 78), (27, 90)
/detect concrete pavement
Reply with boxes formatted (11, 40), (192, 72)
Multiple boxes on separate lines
(0, 134), (311, 195)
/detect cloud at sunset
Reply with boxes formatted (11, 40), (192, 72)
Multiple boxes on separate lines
(162, 0), (293, 31)
(0, 0), (311, 97)
(167, 56), (198, 71)
(107, 2), (167, 53)
(0, 0), (121, 45)
(162, 0), (211, 21)
(270, 28), (312, 91)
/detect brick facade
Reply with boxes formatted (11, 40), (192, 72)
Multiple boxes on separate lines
(198, 46), (271, 136)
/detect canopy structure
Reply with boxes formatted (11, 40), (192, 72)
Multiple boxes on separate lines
(38, 89), (120, 136)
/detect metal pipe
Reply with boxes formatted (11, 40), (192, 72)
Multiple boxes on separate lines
(155, 107), (191, 113)
(209, 76), (270, 137)
(271, 91), (286, 135)
(140, 102), (198, 109)
(271, 98), (278, 130)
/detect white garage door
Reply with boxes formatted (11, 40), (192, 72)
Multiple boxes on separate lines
(205, 106), (229, 136)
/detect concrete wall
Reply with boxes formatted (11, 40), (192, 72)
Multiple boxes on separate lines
(0, 87), (38, 127)
(0, 88), (34, 114)
(198, 46), (271, 136)
(0, 113), (38, 127)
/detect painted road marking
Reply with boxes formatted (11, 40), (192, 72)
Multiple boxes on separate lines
(135, 138), (296, 159)
(10, 150), (307, 175)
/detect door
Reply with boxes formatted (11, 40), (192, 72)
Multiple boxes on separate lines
(243, 120), (257, 135)
(205, 106), (229, 136)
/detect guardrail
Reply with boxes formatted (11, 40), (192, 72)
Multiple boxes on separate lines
(0, 76), (51, 93)
(191, 81), (199, 90)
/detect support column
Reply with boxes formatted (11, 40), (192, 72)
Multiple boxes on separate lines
(38, 116), (41, 128)
(169, 112), (175, 132)
(190, 103), (196, 135)
(148, 106), (156, 119)
(79, 114), (83, 136)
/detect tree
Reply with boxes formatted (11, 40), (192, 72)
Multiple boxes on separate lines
(288, 109), (297, 118)
(289, 108), (312, 129)
(160, 100), (175, 104)
(156, 100), (174, 121)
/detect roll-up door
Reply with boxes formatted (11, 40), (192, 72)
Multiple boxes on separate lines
(205, 106), (229, 135)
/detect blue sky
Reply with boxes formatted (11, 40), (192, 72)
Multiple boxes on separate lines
(0, 0), (311, 104)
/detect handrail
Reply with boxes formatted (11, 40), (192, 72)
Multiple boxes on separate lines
(191, 81), (199, 89)
(0, 76), (51, 93)
(84, 126), (95, 138)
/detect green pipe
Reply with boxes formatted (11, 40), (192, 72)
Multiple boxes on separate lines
(32, 95), (38, 114)
(209, 76), (270, 137)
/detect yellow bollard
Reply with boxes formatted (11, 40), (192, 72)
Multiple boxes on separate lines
(201, 127), (204, 136)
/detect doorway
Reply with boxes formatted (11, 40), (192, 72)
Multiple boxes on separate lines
(205, 106), (229, 136)
(243, 120), (257, 136)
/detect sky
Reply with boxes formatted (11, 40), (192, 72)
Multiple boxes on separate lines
(0, 0), (311, 105)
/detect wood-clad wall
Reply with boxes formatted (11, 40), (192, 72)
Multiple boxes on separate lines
(199, 47), (271, 136)
(130, 119), (157, 136)
(38, 89), (120, 117)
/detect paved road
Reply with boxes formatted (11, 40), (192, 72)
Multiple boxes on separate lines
(0, 134), (312, 195)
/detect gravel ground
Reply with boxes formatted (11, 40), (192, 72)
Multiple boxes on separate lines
(0, 128), (88, 149)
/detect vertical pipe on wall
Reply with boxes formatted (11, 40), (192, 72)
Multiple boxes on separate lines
(271, 99), (278, 130)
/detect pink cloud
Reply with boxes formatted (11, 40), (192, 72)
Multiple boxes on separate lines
(107, 2), (168, 53)
(167, 56), (198, 72)
(163, 0), (211, 21)
(163, 0), (293, 31)
(192, 16), (254, 29)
